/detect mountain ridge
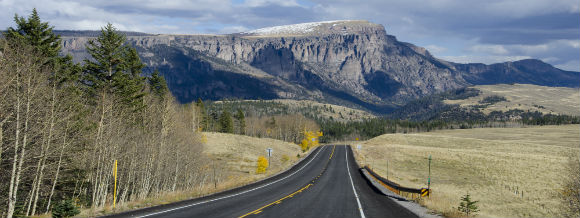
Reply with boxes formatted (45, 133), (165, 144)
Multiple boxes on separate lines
(57, 20), (579, 113)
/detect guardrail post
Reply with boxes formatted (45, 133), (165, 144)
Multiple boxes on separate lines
(427, 155), (431, 198)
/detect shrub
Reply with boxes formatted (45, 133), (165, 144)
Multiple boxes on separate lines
(458, 193), (479, 217)
(256, 156), (268, 174)
(281, 154), (290, 164)
(52, 199), (80, 218)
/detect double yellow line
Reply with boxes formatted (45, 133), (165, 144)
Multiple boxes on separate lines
(239, 145), (336, 218)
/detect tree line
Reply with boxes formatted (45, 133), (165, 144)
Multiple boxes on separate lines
(0, 10), (207, 218)
(191, 100), (320, 145)
(318, 110), (580, 142)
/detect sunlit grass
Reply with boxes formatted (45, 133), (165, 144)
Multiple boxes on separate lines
(353, 125), (579, 217)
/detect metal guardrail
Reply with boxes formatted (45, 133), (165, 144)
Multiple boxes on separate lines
(363, 166), (429, 199)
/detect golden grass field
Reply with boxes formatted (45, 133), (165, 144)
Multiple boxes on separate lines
(444, 84), (580, 116)
(203, 132), (305, 183)
(75, 133), (306, 217)
(353, 125), (580, 217)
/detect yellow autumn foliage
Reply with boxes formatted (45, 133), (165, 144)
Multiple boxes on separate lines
(256, 156), (268, 174)
(300, 130), (323, 152)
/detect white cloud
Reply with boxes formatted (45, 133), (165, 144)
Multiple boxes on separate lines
(555, 60), (580, 71)
(441, 55), (532, 64)
(467, 44), (509, 55)
(217, 25), (250, 34)
(245, 0), (301, 7)
(425, 45), (447, 54)
(484, 0), (580, 18)
(0, 0), (577, 71)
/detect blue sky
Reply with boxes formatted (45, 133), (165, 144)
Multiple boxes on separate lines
(1, 0), (578, 71)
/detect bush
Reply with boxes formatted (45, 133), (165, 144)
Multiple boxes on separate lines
(256, 156), (268, 174)
(52, 199), (80, 218)
(458, 193), (479, 217)
(281, 154), (290, 163)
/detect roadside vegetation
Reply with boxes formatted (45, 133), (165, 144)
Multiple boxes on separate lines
(0, 10), (317, 218)
(353, 125), (579, 217)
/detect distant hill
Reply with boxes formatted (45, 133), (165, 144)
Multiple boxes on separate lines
(57, 21), (579, 113)
(389, 84), (579, 121)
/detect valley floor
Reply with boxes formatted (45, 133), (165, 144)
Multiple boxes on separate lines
(353, 125), (579, 217)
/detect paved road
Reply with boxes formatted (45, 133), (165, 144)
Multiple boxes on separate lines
(104, 145), (418, 218)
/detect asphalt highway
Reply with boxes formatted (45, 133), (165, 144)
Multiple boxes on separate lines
(103, 145), (418, 218)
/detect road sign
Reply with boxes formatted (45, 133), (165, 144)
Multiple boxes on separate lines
(266, 148), (273, 157)
(421, 188), (429, 197)
(266, 148), (273, 168)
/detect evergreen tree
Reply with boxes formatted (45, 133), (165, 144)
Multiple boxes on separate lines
(5, 8), (61, 59)
(51, 200), (80, 218)
(4, 8), (80, 85)
(196, 98), (208, 130)
(148, 69), (168, 97)
(219, 110), (234, 133)
(458, 193), (479, 217)
(234, 108), (246, 135)
(83, 23), (146, 110)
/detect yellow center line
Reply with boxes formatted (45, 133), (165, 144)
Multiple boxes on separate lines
(238, 146), (336, 218)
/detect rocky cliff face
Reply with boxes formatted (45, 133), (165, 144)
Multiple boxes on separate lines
(59, 21), (578, 113)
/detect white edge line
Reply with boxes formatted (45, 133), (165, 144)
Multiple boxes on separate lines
(138, 146), (327, 218)
(346, 146), (367, 218)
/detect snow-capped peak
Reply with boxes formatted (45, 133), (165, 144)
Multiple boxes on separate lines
(242, 20), (354, 36)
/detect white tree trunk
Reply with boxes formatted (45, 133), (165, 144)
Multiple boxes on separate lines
(7, 72), (22, 218)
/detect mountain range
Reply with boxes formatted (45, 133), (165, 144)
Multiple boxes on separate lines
(57, 20), (579, 113)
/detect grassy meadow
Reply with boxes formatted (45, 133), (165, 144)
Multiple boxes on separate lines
(202, 132), (305, 185)
(444, 84), (580, 116)
(353, 125), (580, 217)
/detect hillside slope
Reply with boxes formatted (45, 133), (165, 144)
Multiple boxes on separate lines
(444, 84), (580, 116)
(354, 125), (580, 217)
(59, 21), (579, 113)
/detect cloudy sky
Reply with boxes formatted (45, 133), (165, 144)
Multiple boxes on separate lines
(1, 0), (578, 71)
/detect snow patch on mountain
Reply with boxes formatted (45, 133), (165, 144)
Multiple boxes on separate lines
(243, 20), (353, 35)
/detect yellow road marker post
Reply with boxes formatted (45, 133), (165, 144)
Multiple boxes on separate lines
(113, 159), (118, 209)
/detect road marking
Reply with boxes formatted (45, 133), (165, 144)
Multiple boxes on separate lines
(238, 183), (313, 218)
(346, 146), (367, 218)
(137, 146), (327, 218)
(238, 145), (336, 218)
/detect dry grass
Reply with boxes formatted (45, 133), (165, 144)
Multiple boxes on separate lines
(353, 125), (580, 217)
(271, 99), (375, 122)
(202, 132), (304, 180)
(69, 133), (306, 217)
(444, 84), (580, 116)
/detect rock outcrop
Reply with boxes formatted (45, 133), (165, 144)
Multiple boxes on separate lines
(59, 21), (578, 113)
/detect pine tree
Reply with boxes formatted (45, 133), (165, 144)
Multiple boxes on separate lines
(4, 8), (80, 84)
(148, 69), (168, 97)
(83, 23), (126, 93)
(5, 8), (61, 60)
(219, 110), (234, 133)
(458, 193), (479, 217)
(196, 98), (208, 130)
(234, 108), (246, 135)
(83, 23), (146, 110)
(117, 47), (146, 111)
